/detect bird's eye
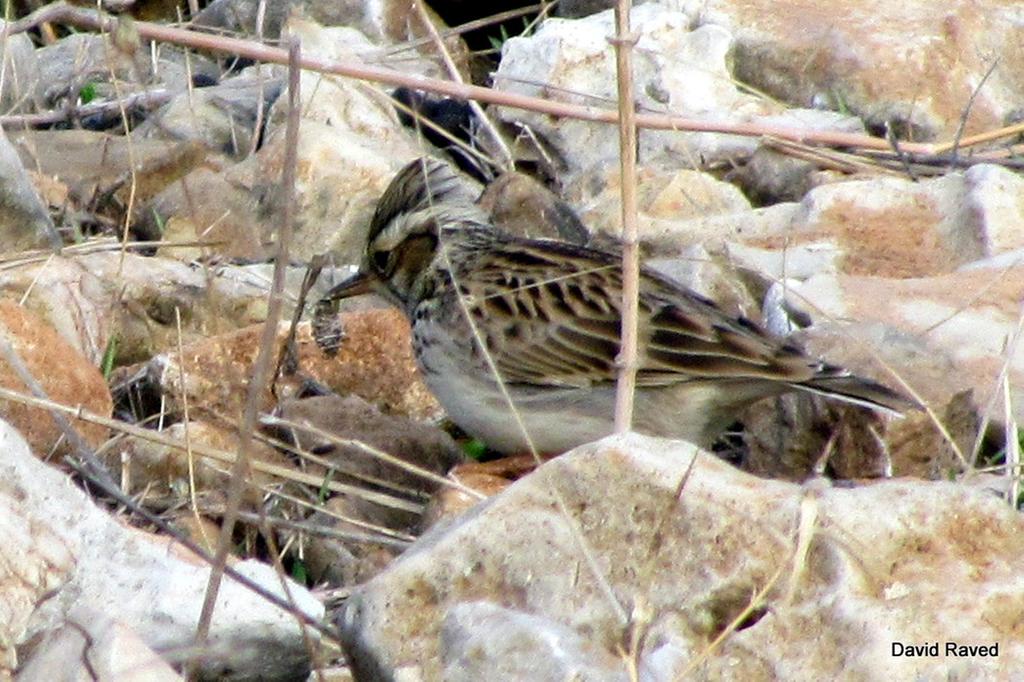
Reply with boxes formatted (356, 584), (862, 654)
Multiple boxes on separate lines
(370, 249), (391, 272)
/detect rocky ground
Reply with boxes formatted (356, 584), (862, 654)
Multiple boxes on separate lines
(1, 0), (1023, 680)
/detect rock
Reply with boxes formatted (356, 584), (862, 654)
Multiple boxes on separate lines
(0, 298), (111, 456)
(0, 253), (114, 365)
(0, 128), (59, 251)
(16, 609), (182, 681)
(789, 266), (1024, 428)
(660, 165), (1024, 285)
(144, 162), (274, 261)
(272, 393), (464, 585)
(0, 22), (39, 114)
(195, 0), (470, 73)
(0, 250), (330, 366)
(963, 164), (1024, 256)
(885, 390), (983, 480)
(495, 7), (772, 179)
(724, 239), (841, 282)
(32, 32), (218, 111)
(134, 73), (285, 157)
(193, 0), (305, 38)
(273, 394), (462, 495)
(479, 171), (590, 244)
(0, 454), (74, 676)
(555, 0), (614, 17)
(570, 166), (752, 249)
(252, 18), (452, 262)
(0, 418), (323, 679)
(256, 120), (415, 263)
(11, 129), (213, 225)
(441, 602), (627, 682)
(755, 166), (1024, 277)
(340, 433), (1024, 680)
(724, 110), (865, 204)
(688, 0), (1024, 139)
(423, 455), (556, 529)
(141, 308), (441, 423)
(740, 391), (898, 480)
(33, 33), (143, 109)
(647, 245), (757, 318)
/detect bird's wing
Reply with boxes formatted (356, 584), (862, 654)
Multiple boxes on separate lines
(455, 238), (820, 389)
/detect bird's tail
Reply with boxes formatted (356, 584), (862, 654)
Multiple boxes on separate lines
(790, 370), (919, 417)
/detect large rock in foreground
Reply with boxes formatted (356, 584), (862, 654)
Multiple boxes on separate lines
(341, 434), (1022, 680)
(0, 419), (323, 679)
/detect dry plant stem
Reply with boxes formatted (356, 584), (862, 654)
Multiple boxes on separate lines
(237, 511), (412, 550)
(411, 0), (513, 170)
(10, 2), (949, 155)
(1002, 375), (1019, 507)
(193, 38), (302, 656)
(257, 515), (328, 682)
(0, 380), (423, 512)
(968, 298), (1024, 469)
(0, 87), (173, 127)
(948, 57), (999, 164)
(381, 3), (546, 57)
(0, 239), (217, 269)
(93, 15), (142, 276)
(176, 306), (215, 553)
(934, 120), (1024, 154)
(784, 490), (819, 603)
(263, 485), (417, 543)
(611, 1), (639, 432)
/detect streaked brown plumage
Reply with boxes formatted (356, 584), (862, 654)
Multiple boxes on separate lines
(324, 157), (914, 454)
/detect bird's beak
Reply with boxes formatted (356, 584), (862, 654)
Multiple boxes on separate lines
(322, 269), (377, 302)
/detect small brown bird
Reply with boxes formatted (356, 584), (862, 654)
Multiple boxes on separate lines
(323, 158), (914, 454)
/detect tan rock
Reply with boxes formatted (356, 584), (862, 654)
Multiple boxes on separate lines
(16, 610), (183, 682)
(479, 171), (589, 244)
(341, 434), (1024, 680)
(791, 267), (1024, 426)
(709, 0), (1024, 139)
(0, 128), (59, 251)
(0, 254), (114, 365)
(496, 8), (773, 178)
(0, 418), (322, 679)
(149, 308), (441, 422)
(148, 163), (272, 262)
(573, 166), (752, 246)
(11, 129), (212, 213)
(0, 298), (111, 456)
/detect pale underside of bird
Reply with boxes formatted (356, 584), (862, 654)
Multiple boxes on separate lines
(324, 158), (915, 455)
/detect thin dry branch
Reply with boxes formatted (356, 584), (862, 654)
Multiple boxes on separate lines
(236, 510), (412, 550)
(611, 1), (640, 432)
(379, 3), (548, 58)
(410, 0), (513, 170)
(0, 87), (173, 127)
(194, 38), (302, 648)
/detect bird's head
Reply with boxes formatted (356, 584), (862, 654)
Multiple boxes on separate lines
(322, 158), (486, 313)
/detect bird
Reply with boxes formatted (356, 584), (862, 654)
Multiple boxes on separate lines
(322, 157), (915, 455)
